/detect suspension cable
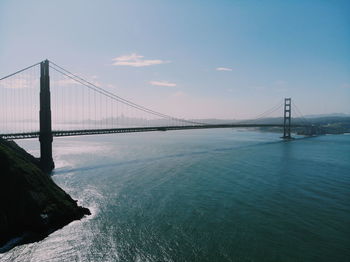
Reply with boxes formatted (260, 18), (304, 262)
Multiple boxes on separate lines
(292, 101), (312, 126)
(0, 62), (41, 81)
(236, 100), (284, 124)
(49, 61), (206, 125)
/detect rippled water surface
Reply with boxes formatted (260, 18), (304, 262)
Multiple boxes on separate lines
(1, 130), (349, 261)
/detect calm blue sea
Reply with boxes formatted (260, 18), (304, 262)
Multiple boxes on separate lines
(1, 129), (349, 262)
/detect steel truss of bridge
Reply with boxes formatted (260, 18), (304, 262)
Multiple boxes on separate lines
(0, 123), (304, 140)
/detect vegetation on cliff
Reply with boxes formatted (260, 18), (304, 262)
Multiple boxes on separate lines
(0, 138), (90, 252)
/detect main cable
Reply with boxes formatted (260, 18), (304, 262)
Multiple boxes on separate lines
(0, 62), (41, 81)
(292, 102), (312, 126)
(49, 61), (207, 125)
(49, 61), (205, 125)
(236, 100), (283, 124)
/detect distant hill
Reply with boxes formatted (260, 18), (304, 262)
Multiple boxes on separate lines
(304, 113), (350, 118)
(193, 115), (350, 135)
(194, 115), (350, 125)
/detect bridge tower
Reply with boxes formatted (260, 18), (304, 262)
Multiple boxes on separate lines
(282, 98), (292, 139)
(39, 60), (54, 172)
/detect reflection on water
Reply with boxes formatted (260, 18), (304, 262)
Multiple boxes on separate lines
(1, 129), (349, 261)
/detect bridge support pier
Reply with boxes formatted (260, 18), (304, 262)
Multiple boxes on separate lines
(282, 98), (292, 139)
(39, 60), (54, 172)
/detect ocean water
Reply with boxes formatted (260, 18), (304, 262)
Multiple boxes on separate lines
(1, 129), (349, 262)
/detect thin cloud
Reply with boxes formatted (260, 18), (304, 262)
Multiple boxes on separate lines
(0, 78), (38, 89)
(112, 53), (170, 67)
(149, 80), (176, 87)
(53, 77), (101, 87)
(216, 67), (232, 71)
(107, 84), (117, 89)
(53, 79), (76, 86)
(172, 91), (187, 97)
(274, 80), (287, 86)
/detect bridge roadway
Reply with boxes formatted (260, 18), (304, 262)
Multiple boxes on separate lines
(0, 123), (305, 140)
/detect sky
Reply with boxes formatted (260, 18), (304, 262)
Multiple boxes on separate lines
(0, 0), (349, 119)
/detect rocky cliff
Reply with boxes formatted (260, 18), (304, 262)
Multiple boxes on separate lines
(0, 138), (90, 252)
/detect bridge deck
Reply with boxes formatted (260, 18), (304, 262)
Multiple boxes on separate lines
(0, 124), (305, 140)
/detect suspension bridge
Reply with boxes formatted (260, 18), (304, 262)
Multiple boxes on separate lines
(0, 60), (315, 171)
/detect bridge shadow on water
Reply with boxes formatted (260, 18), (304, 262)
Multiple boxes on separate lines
(53, 135), (318, 176)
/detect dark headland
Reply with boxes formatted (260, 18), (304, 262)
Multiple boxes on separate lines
(0, 138), (90, 252)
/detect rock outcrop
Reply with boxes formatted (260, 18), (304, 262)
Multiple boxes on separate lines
(0, 138), (90, 252)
